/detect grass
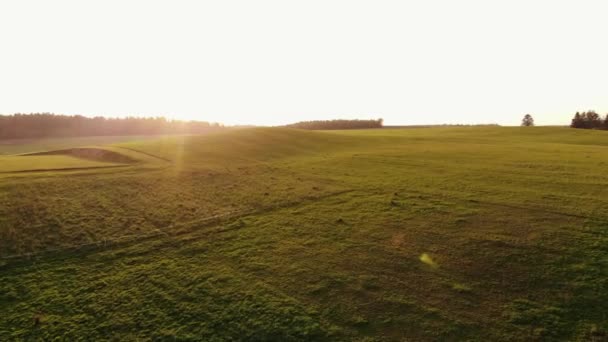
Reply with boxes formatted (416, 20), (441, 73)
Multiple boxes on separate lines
(0, 135), (163, 155)
(0, 155), (124, 173)
(1, 126), (607, 340)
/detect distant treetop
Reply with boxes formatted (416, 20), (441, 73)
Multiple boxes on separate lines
(570, 110), (608, 130)
(0, 113), (224, 139)
(285, 119), (383, 130)
(521, 114), (534, 127)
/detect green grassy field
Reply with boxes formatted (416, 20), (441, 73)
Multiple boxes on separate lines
(0, 135), (164, 155)
(1, 127), (607, 340)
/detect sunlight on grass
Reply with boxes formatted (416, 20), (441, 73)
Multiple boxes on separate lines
(419, 253), (439, 269)
(452, 283), (472, 292)
(174, 136), (185, 174)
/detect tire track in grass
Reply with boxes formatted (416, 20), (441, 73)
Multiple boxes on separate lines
(372, 185), (607, 223)
(5, 182), (603, 264)
(0, 189), (355, 264)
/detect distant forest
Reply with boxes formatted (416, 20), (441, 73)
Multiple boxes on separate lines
(0, 113), (224, 139)
(385, 124), (500, 128)
(285, 119), (383, 130)
(570, 111), (608, 130)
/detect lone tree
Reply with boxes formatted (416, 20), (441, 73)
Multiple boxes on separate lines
(521, 114), (534, 127)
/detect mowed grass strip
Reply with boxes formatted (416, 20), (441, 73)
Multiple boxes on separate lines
(0, 155), (120, 173)
(0, 135), (165, 155)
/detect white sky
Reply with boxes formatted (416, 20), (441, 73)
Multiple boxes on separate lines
(1, 0), (606, 126)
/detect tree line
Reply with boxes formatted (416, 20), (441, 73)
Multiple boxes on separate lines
(521, 112), (608, 129)
(285, 119), (383, 130)
(570, 110), (608, 130)
(0, 113), (224, 139)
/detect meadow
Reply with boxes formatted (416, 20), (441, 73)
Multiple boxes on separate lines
(0, 127), (607, 340)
